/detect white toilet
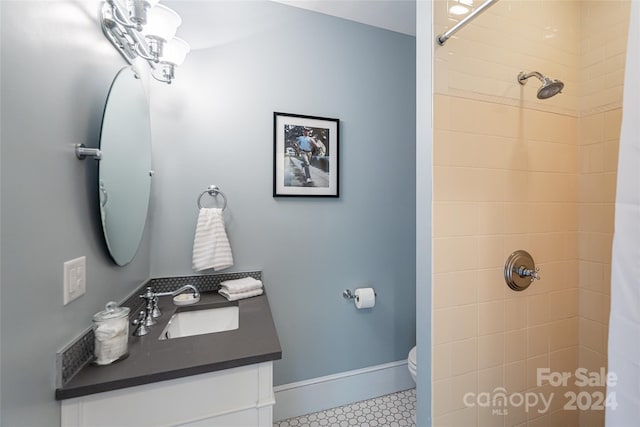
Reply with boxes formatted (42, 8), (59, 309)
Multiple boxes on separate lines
(407, 346), (417, 383)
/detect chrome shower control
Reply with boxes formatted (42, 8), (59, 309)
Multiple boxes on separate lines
(504, 250), (540, 291)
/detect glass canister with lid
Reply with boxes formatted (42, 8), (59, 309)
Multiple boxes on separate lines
(92, 301), (130, 365)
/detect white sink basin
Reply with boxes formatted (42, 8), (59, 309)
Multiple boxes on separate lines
(159, 305), (239, 340)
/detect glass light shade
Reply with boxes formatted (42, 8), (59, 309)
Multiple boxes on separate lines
(143, 4), (181, 42)
(161, 37), (190, 66)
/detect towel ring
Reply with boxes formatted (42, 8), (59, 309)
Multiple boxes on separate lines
(197, 185), (228, 210)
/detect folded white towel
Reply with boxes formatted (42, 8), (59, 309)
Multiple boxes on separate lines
(192, 208), (234, 272)
(219, 288), (264, 301)
(219, 277), (263, 293)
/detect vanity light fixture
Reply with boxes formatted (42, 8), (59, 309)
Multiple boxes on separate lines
(101, 0), (190, 84)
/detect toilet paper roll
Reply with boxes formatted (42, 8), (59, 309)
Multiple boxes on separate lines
(355, 288), (375, 309)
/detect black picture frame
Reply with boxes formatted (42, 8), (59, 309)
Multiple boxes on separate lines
(273, 112), (340, 197)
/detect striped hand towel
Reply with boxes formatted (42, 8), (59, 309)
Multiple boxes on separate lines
(192, 208), (233, 272)
(219, 277), (263, 294)
(219, 288), (264, 301)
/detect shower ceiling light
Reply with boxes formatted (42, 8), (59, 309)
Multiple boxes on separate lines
(449, 4), (470, 15)
(449, 0), (473, 16)
(101, 0), (191, 84)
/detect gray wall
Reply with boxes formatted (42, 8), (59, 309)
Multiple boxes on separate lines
(0, 1), (416, 425)
(149, 1), (416, 386)
(0, 1), (151, 425)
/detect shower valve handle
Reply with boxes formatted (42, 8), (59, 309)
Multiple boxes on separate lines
(518, 266), (540, 282)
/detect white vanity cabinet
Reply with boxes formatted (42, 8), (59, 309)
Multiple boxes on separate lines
(61, 361), (274, 427)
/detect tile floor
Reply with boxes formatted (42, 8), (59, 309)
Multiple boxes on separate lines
(273, 388), (416, 427)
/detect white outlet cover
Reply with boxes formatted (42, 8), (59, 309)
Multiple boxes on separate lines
(63, 256), (86, 305)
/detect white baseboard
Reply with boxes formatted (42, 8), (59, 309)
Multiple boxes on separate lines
(273, 360), (415, 422)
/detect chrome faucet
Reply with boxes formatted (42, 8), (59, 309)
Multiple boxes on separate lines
(151, 285), (200, 318)
(131, 285), (200, 337)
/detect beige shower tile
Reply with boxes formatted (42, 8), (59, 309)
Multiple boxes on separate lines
(578, 203), (615, 234)
(603, 108), (622, 140)
(534, 203), (577, 234)
(433, 202), (478, 238)
(579, 112), (605, 145)
(479, 300), (505, 336)
(478, 366), (504, 395)
(560, 260), (580, 290)
(534, 113), (569, 146)
(603, 139), (620, 173)
(550, 346), (578, 376)
(477, 268), (506, 302)
(477, 236), (505, 269)
(434, 167), (506, 202)
(503, 235), (531, 259)
(527, 294), (550, 327)
(438, 406), (478, 427)
(433, 271), (479, 309)
(529, 233), (566, 264)
(478, 405), (506, 427)
(549, 289), (579, 320)
(433, 94), (451, 131)
(433, 129), (451, 166)
(579, 317), (605, 354)
(602, 294), (611, 325)
(505, 360), (527, 393)
(434, 237), (478, 273)
(550, 317), (579, 351)
(434, 305), (479, 345)
(527, 171), (573, 201)
(451, 338), (478, 376)
(579, 289), (605, 323)
(548, 408), (579, 427)
(477, 202), (507, 235)
(503, 171), (529, 202)
(505, 329), (527, 363)
(505, 297), (527, 332)
(433, 378), (454, 417)
(438, 131), (511, 170)
(578, 261), (601, 292)
(449, 97), (520, 139)
(563, 232), (579, 260)
(526, 355), (550, 389)
(433, 343), (452, 381)
(527, 324), (550, 357)
(504, 403), (527, 427)
(578, 347), (606, 376)
(501, 203), (532, 235)
(478, 333), (505, 369)
(578, 406), (605, 427)
(451, 372), (478, 413)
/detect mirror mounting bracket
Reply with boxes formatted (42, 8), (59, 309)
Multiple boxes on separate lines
(75, 144), (102, 161)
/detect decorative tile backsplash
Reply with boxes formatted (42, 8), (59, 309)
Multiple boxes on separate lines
(56, 271), (262, 387)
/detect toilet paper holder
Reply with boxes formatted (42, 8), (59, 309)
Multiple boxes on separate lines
(342, 289), (377, 300)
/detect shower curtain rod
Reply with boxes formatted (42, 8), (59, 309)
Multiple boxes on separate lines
(436, 0), (500, 45)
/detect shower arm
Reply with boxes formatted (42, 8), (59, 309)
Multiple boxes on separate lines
(518, 71), (545, 84)
(436, 0), (500, 45)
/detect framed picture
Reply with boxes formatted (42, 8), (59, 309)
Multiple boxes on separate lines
(273, 112), (340, 197)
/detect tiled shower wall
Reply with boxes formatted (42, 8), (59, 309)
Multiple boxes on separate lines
(432, 1), (629, 426)
(577, 2), (629, 426)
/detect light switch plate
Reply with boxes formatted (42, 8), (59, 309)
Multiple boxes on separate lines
(63, 256), (86, 305)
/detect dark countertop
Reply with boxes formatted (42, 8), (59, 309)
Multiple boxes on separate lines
(55, 291), (281, 400)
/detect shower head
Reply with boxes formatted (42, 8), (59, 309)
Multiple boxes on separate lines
(517, 71), (564, 99)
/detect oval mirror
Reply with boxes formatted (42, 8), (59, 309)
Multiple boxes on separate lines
(98, 67), (152, 266)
